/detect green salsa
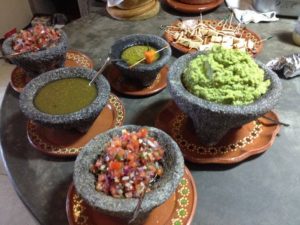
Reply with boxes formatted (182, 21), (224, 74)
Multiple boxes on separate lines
(182, 46), (270, 105)
(121, 45), (159, 66)
(34, 78), (97, 115)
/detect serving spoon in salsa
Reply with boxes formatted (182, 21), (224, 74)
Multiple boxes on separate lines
(89, 56), (112, 86)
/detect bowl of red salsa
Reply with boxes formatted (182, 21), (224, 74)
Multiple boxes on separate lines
(2, 24), (68, 78)
(74, 125), (184, 224)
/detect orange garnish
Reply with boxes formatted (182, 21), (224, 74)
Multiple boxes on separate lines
(144, 49), (157, 64)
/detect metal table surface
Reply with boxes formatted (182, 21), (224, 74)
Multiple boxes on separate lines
(1, 3), (300, 225)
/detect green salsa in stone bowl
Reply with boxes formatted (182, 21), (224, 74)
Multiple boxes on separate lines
(19, 67), (110, 132)
(110, 34), (171, 87)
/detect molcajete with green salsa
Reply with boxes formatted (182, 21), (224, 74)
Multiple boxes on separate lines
(182, 46), (270, 105)
(34, 78), (97, 115)
(121, 45), (159, 66)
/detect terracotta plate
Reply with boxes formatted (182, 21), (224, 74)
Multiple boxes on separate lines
(165, 0), (223, 14)
(10, 50), (94, 93)
(164, 19), (263, 56)
(27, 94), (125, 157)
(66, 167), (197, 225)
(104, 65), (169, 96)
(155, 101), (281, 164)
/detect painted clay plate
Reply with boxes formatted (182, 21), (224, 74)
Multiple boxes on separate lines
(66, 167), (197, 225)
(27, 94), (125, 157)
(155, 101), (281, 164)
(10, 50), (94, 93)
(164, 19), (263, 56)
(165, 0), (223, 14)
(104, 65), (169, 96)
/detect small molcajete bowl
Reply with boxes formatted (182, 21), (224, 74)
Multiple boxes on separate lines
(73, 125), (184, 225)
(2, 30), (68, 78)
(168, 52), (282, 146)
(19, 67), (110, 132)
(110, 34), (171, 87)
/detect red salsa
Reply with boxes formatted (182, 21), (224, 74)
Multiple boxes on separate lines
(12, 24), (61, 53)
(90, 128), (165, 198)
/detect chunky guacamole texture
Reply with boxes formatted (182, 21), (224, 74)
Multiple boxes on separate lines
(182, 46), (270, 105)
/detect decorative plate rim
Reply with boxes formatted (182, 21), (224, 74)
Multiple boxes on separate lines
(26, 94), (125, 157)
(66, 166), (197, 225)
(155, 101), (281, 164)
(104, 65), (169, 96)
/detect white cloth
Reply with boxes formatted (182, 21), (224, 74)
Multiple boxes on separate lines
(225, 0), (279, 24)
(107, 0), (124, 7)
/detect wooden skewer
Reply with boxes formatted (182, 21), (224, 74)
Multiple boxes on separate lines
(129, 45), (169, 68)
(229, 12), (233, 28)
(256, 36), (273, 44)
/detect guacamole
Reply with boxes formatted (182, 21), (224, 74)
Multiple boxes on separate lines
(182, 46), (270, 105)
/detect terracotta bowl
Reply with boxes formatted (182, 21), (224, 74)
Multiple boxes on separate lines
(168, 51), (282, 145)
(19, 67), (110, 132)
(177, 0), (216, 5)
(73, 125), (185, 225)
(110, 34), (171, 87)
(2, 30), (68, 78)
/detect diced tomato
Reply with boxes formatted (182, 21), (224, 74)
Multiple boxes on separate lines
(112, 138), (122, 147)
(109, 161), (123, 170)
(148, 164), (157, 173)
(128, 160), (137, 168)
(127, 152), (135, 161)
(91, 128), (165, 199)
(116, 149), (125, 159)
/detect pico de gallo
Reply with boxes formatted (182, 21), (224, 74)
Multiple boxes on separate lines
(90, 128), (165, 198)
(12, 24), (61, 53)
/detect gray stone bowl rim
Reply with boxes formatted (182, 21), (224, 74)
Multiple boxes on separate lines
(19, 67), (110, 125)
(2, 30), (68, 60)
(168, 51), (282, 115)
(110, 34), (172, 71)
(73, 125), (185, 214)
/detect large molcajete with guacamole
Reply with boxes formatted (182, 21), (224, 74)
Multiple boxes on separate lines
(168, 47), (282, 145)
(19, 67), (110, 132)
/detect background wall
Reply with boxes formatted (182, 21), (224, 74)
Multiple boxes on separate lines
(28, 0), (55, 15)
(0, 0), (33, 38)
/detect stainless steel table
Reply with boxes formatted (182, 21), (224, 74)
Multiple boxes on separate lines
(1, 3), (300, 225)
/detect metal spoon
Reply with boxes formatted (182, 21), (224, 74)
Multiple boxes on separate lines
(89, 56), (111, 86)
(128, 175), (158, 224)
(262, 115), (290, 127)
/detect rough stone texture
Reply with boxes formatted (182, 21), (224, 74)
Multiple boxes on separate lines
(110, 34), (171, 87)
(74, 125), (184, 224)
(19, 67), (110, 131)
(168, 52), (282, 145)
(2, 31), (68, 78)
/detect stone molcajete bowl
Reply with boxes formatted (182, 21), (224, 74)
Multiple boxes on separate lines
(110, 34), (171, 87)
(2, 30), (68, 78)
(168, 52), (282, 146)
(19, 67), (110, 132)
(73, 125), (184, 225)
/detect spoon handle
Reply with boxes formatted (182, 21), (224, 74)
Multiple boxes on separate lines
(262, 115), (290, 127)
(89, 56), (111, 86)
